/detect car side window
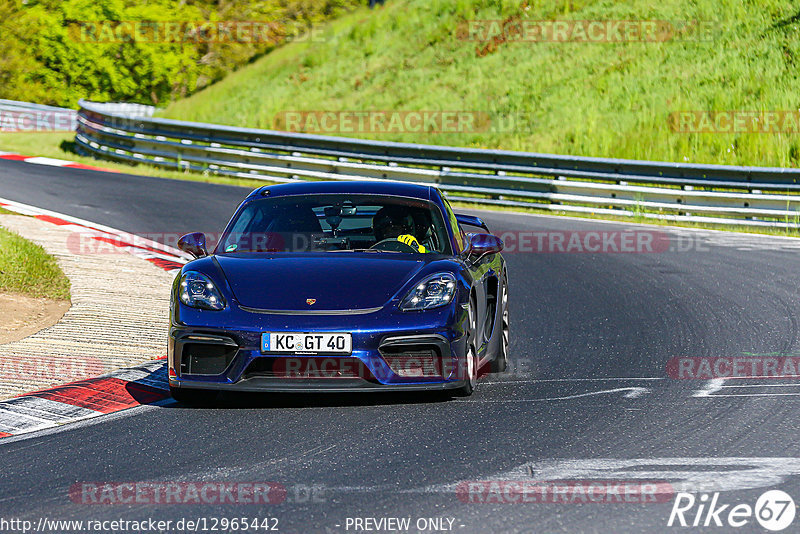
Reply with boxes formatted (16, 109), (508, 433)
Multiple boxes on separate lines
(443, 198), (465, 253)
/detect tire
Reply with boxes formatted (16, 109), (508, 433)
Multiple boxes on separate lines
(170, 386), (210, 405)
(491, 278), (509, 373)
(456, 301), (479, 397)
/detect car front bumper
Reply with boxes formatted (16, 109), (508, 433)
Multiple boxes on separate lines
(168, 302), (469, 393)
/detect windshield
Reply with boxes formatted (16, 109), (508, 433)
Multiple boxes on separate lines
(217, 194), (452, 255)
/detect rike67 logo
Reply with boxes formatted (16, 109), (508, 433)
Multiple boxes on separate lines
(668, 490), (796, 531)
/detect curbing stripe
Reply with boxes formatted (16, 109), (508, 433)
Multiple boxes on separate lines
(0, 409), (58, 434)
(146, 257), (185, 271)
(0, 197), (191, 273)
(24, 156), (78, 167)
(34, 377), (169, 414)
(33, 214), (72, 226)
(0, 396), (100, 421)
(0, 152), (115, 172)
(66, 162), (115, 171)
(0, 361), (171, 439)
(27, 212), (187, 271)
(0, 199), (182, 440)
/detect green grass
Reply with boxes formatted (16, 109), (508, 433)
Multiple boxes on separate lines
(160, 0), (800, 168)
(0, 225), (71, 300)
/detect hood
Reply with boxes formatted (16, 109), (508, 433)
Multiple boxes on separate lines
(215, 253), (429, 311)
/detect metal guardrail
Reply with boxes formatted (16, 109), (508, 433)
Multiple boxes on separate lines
(74, 99), (800, 228)
(0, 100), (156, 132)
(77, 102), (156, 119)
(0, 99), (77, 131)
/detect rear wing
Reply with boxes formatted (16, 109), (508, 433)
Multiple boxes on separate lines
(455, 213), (490, 233)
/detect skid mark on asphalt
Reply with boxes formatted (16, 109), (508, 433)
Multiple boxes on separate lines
(483, 377), (665, 383)
(310, 458), (800, 499)
(411, 457), (800, 496)
(461, 377), (664, 402)
(455, 386), (651, 402)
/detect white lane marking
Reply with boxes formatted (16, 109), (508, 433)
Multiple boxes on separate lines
(458, 386), (650, 402)
(0, 396), (100, 421)
(0, 408), (58, 434)
(702, 392), (800, 397)
(720, 383), (800, 388)
(695, 378), (800, 397)
(693, 378), (726, 397)
(0, 401), (173, 445)
(23, 157), (74, 167)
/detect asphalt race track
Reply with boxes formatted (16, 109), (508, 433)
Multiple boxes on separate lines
(3, 158), (800, 533)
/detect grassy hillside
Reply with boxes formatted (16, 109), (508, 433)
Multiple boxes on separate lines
(161, 0), (800, 167)
(0, 0), (360, 107)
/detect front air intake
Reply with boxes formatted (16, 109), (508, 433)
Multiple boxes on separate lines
(380, 345), (445, 378)
(180, 343), (237, 375)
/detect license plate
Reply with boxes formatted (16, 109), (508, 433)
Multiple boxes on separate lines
(261, 332), (352, 354)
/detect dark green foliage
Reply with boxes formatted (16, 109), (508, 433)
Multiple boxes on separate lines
(0, 0), (361, 107)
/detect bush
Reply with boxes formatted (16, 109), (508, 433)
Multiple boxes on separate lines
(0, 0), (361, 107)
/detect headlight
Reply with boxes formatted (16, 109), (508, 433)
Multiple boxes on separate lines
(400, 273), (456, 311)
(179, 271), (226, 310)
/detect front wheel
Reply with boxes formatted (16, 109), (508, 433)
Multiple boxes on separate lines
(455, 302), (479, 397)
(491, 279), (509, 373)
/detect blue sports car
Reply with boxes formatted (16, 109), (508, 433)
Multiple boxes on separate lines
(168, 181), (508, 401)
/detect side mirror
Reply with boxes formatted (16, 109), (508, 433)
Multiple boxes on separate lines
(455, 214), (490, 232)
(178, 232), (208, 259)
(464, 233), (504, 260)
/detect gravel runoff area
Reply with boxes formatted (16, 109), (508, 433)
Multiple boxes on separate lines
(0, 214), (173, 399)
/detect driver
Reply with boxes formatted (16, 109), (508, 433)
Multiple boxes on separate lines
(372, 206), (428, 253)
